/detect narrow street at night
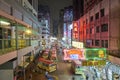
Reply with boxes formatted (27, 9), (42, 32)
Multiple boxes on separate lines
(50, 54), (84, 80)
(1, 0), (120, 80)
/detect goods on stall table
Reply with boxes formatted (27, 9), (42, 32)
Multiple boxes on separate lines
(37, 58), (57, 72)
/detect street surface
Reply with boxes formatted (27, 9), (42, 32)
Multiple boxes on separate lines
(18, 49), (97, 80)
(49, 54), (84, 80)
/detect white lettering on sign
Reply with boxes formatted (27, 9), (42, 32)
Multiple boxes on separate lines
(70, 54), (78, 59)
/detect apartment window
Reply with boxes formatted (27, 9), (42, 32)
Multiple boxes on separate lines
(90, 16), (93, 22)
(101, 24), (108, 32)
(90, 28), (92, 34)
(86, 29), (88, 34)
(95, 40), (99, 46)
(95, 12), (99, 19)
(100, 9), (105, 17)
(105, 40), (108, 48)
(96, 26), (100, 33)
(92, 40), (94, 45)
(92, 28), (94, 34)
(8, 29), (11, 39)
(86, 19), (88, 24)
(28, 0), (32, 5)
(0, 28), (2, 39)
(101, 40), (104, 47)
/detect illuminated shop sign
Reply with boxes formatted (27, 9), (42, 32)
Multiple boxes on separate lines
(82, 60), (106, 66)
(63, 49), (85, 60)
(85, 48), (106, 60)
(73, 21), (79, 39)
(72, 41), (84, 48)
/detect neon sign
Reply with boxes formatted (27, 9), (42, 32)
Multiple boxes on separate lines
(85, 48), (106, 60)
(82, 60), (106, 66)
(72, 41), (84, 48)
(63, 49), (85, 60)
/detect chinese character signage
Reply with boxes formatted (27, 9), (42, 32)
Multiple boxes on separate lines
(82, 60), (106, 66)
(63, 49), (85, 60)
(85, 48), (106, 60)
(72, 41), (84, 48)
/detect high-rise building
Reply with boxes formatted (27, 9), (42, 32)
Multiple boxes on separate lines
(73, 0), (84, 21)
(38, 5), (51, 48)
(62, 6), (73, 47)
(73, 0), (120, 79)
(58, 9), (64, 40)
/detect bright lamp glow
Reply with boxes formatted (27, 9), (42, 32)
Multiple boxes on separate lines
(26, 29), (31, 34)
(62, 37), (66, 41)
(0, 21), (10, 25)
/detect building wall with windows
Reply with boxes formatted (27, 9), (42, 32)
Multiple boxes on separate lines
(76, 0), (120, 64)
(73, 0), (84, 21)
(0, 0), (41, 80)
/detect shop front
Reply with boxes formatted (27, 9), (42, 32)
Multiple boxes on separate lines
(106, 63), (120, 80)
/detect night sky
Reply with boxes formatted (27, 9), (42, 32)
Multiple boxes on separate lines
(38, 0), (72, 21)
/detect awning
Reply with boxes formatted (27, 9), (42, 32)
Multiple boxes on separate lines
(19, 62), (29, 68)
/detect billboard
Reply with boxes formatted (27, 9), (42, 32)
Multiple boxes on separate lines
(72, 41), (84, 48)
(63, 49), (85, 60)
(85, 48), (107, 60)
(82, 60), (106, 66)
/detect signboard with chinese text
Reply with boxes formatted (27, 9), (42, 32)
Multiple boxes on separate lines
(85, 48), (106, 60)
(63, 49), (85, 60)
(72, 41), (84, 48)
(82, 60), (106, 66)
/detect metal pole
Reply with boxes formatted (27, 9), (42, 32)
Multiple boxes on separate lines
(23, 56), (26, 80)
(29, 35), (31, 46)
(71, 29), (72, 48)
(15, 22), (19, 80)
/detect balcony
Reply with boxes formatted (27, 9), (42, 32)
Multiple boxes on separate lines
(23, 0), (37, 16)
(0, 39), (30, 55)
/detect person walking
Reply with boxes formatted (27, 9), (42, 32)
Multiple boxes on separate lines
(29, 73), (32, 80)
(45, 71), (48, 78)
(72, 76), (75, 80)
(86, 75), (89, 80)
(59, 47), (62, 55)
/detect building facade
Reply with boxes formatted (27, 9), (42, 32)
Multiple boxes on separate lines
(73, 0), (120, 79)
(0, 0), (41, 80)
(38, 5), (51, 49)
(73, 0), (84, 21)
(62, 6), (73, 48)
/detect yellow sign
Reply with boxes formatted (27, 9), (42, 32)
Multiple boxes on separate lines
(42, 39), (46, 45)
(82, 60), (106, 66)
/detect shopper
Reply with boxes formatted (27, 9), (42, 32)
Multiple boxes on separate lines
(29, 74), (32, 80)
(72, 76), (75, 80)
(86, 75), (89, 80)
(45, 71), (48, 78)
